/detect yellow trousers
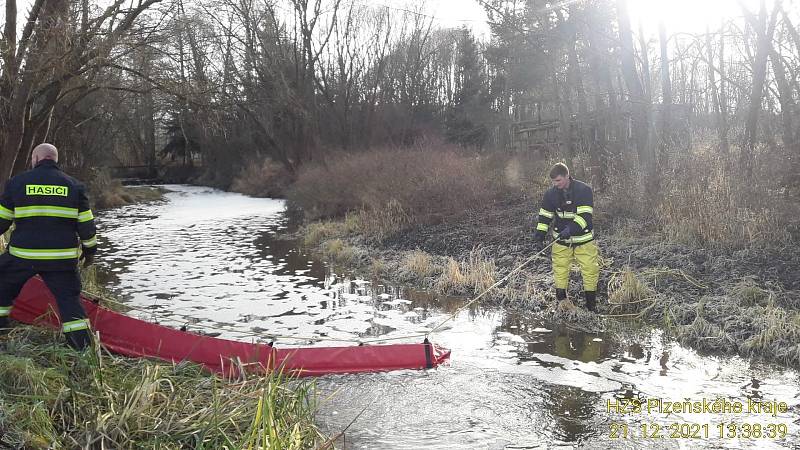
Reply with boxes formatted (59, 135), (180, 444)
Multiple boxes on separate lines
(552, 241), (599, 291)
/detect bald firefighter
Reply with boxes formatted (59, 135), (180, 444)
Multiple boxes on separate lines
(0, 143), (97, 349)
(533, 163), (600, 312)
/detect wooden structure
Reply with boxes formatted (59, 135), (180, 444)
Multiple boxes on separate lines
(507, 100), (692, 157)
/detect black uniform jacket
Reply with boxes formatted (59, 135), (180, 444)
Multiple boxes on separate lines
(0, 160), (97, 270)
(534, 177), (594, 246)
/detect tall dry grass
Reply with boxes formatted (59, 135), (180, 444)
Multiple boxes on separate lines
(597, 146), (797, 248)
(286, 144), (507, 226)
(230, 158), (294, 198)
(79, 168), (164, 210)
(320, 238), (360, 265)
(434, 248), (497, 295)
(292, 138), (796, 250)
(656, 152), (783, 247)
(402, 250), (437, 278)
(0, 326), (322, 449)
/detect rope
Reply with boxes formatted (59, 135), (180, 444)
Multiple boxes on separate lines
(426, 239), (557, 336)
(90, 235), (686, 346)
(85, 240), (559, 346)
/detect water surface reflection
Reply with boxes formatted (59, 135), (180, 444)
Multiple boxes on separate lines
(96, 185), (800, 449)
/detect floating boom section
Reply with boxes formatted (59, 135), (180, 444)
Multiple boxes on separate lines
(10, 277), (450, 377)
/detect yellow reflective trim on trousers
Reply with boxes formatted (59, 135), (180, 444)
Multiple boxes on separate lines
(62, 319), (90, 333)
(78, 210), (94, 223)
(574, 215), (588, 229)
(0, 306), (11, 317)
(9, 246), (80, 260)
(571, 231), (594, 243)
(82, 235), (97, 247)
(15, 205), (78, 219)
(536, 223), (549, 232)
(538, 208), (554, 219)
(576, 206), (593, 215)
(0, 205), (13, 220)
(551, 230), (594, 244)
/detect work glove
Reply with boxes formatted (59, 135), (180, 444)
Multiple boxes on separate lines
(558, 227), (572, 240)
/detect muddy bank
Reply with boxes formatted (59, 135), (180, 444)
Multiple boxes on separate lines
(92, 185), (800, 448)
(299, 197), (800, 368)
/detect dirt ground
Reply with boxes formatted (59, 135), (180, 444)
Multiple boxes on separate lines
(381, 197), (800, 295)
(309, 197), (800, 368)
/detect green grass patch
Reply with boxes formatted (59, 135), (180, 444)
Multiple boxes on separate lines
(0, 326), (323, 449)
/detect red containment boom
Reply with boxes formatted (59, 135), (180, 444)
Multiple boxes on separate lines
(10, 277), (450, 377)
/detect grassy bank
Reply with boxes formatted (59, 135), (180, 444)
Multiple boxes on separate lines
(0, 267), (325, 448)
(0, 172), (323, 449)
(285, 142), (800, 368)
(0, 325), (323, 449)
(84, 168), (165, 209)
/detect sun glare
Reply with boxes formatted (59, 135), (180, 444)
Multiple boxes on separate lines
(628, 0), (777, 35)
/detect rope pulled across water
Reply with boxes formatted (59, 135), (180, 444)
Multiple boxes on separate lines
(425, 239), (557, 337)
(85, 240), (558, 346)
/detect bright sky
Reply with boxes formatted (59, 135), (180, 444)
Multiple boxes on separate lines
(377, 0), (791, 40)
(4, 0), (792, 46)
(628, 0), (786, 36)
(377, 0), (491, 37)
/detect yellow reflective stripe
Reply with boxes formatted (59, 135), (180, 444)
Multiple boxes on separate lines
(574, 215), (588, 229)
(62, 319), (90, 333)
(557, 211), (575, 219)
(538, 208), (554, 219)
(0, 306), (12, 317)
(576, 205), (593, 215)
(9, 246), (80, 260)
(551, 230), (594, 243)
(570, 231), (595, 243)
(15, 205), (78, 219)
(0, 205), (13, 220)
(81, 236), (97, 248)
(78, 210), (94, 223)
(536, 223), (549, 232)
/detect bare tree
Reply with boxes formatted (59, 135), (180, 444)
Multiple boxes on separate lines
(0, 0), (163, 181)
(616, 0), (654, 186)
(741, 0), (779, 173)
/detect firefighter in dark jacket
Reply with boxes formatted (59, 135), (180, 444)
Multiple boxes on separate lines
(533, 163), (600, 311)
(0, 143), (97, 349)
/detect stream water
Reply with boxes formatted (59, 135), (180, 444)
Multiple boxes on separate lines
(96, 185), (800, 449)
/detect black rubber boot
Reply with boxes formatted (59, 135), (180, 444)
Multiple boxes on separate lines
(584, 291), (597, 312)
(0, 317), (10, 335)
(65, 329), (93, 351)
(556, 288), (567, 301)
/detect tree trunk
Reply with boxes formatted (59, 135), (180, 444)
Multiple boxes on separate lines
(769, 48), (795, 153)
(556, 76), (574, 159)
(742, 0), (778, 174)
(658, 21), (672, 164)
(706, 25), (730, 155)
(616, 0), (655, 193)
